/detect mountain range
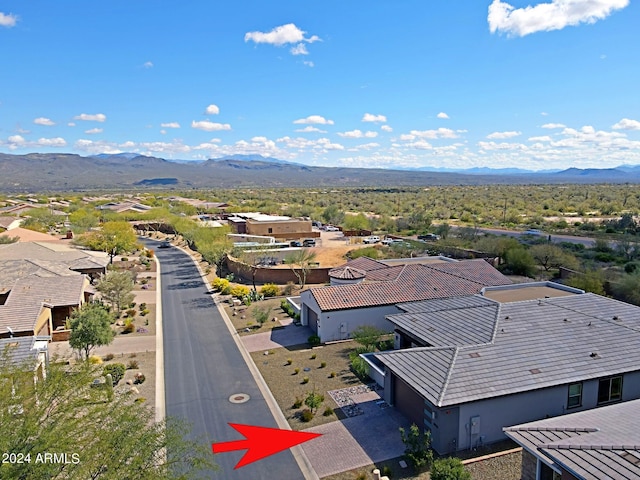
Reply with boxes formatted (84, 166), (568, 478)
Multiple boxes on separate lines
(1, 152), (640, 192)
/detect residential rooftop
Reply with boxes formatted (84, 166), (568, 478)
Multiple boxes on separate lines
(376, 291), (640, 407)
(505, 399), (640, 480)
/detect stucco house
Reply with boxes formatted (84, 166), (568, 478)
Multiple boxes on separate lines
(505, 398), (640, 480)
(367, 283), (640, 455)
(299, 257), (511, 342)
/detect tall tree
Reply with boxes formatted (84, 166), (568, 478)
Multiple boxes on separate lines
(530, 244), (579, 271)
(284, 249), (317, 288)
(78, 221), (139, 263)
(68, 302), (115, 360)
(0, 358), (216, 479)
(96, 271), (135, 317)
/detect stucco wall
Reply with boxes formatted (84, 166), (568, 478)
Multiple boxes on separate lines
(318, 305), (400, 342)
(227, 256), (330, 285)
(246, 219), (312, 237)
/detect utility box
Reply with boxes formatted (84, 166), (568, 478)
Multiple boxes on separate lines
(470, 416), (481, 435)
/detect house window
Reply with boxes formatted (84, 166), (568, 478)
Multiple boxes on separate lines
(597, 376), (622, 404)
(567, 382), (582, 409)
(268, 228), (273, 233)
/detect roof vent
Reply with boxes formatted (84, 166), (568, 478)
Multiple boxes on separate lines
(590, 352), (600, 359)
(563, 318), (569, 322)
(530, 368), (541, 374)
(469, 352), (481, 358)
(613, 316), (620, 321)
(538, 300), (543, 306)
(505, 316), (510, 320)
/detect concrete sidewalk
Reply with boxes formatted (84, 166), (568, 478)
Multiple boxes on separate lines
(51, 335), (156, 359)
(241, 324), (313, 353)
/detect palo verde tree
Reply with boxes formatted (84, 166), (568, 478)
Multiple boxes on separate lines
(68, 302), (115, 360)
(399, 423), (434, 473)
(0, 356), (216, 479)
(78, 220), (139, 263)
(96, 270), (135, 317)
(284, 249), (317, 288)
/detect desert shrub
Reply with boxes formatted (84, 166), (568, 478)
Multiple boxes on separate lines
(300, 409), (314, 422)
(310, 353), (317, 360)
(431, 457), (471, 480)
(212, 277), (230, 292)
(252, 305), (272, 326)
(230, 285), (250, 298)
(140, 278), (148, 285)
(134, 372), (145, 384)
(308, 335), (321, 347)
(294, 368), (300, 375)
(121, 257), (129, 262)
(286, 358), (293, 365)
(88, 355), (103, 365)
(283, 281), (295, 296)
(399, 423), (433, 472)
(329, 372), (336, 378)
(292, 397), (303, 409)
(122, 320), (135, 334)
(320, 362), (327, 369)
(355, 473), (366, 480)
(141, 309), (150, 316)
(103, 353), (115, 362)
(145, 249), (154, 258)
(134, 397), (146, 403)
(301, 377), (309, 384)
(260, 283), (280, 297)
(129, 302), (136, 308)
(382, 465), (392, 477)
(138, 302), (147, 310)
(129, 353), (137, 358)
(126, 309), (137, 318)
(127, 360), (139, 370)
(323, 407), (334, 416)
(103, 363), (126, 385)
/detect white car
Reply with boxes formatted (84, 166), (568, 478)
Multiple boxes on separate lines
(325, 226), (340, 232)
(363, 236), (381, 244)
(523, 229), (543, 236)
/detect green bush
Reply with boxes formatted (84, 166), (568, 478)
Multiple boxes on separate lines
(286, 358), (293, 365)
(292, 397), (303, 409)
(103, 353), (115, 362)
(134, 397), (146, 403)
(301, 376), (309, 384)
(125, 309), (137, 318)
(300, 409), (314, 422)
(294, 368), (300, 375)
(329, 372), (336, 378)
(122, 320), (135, 334)
(138, 302), (147, 310)
(431, 457), (471, 480)
(310, 353), (317, 360)
(320, 362), (327, 369)
(88, 355), (103, 365)
(230, 285), (250, 298)
(212, 277), (230, 292)
(260, 283), (280, 297)
(103, 363), (126, 386)
(308, 335), (321, 347)
(323, 407), (334, 416)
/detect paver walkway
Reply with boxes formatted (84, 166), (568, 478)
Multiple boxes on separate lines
(242, 324), (313, 353)
(51, 335), (156, 358)
(300, 390), (410, 478)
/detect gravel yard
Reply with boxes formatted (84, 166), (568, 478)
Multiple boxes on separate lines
(224, 297), (296, 336)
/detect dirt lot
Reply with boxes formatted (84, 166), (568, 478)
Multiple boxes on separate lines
(250, 342), (365, 430)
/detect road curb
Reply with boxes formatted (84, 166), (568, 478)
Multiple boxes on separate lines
(154, 255), (166, 424)
(173, 243), (319, 480)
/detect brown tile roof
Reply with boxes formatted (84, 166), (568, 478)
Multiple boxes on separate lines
(337, 256), (389, 272)
(0, 227), (62, 243)
(328, 266), (366, 280)
(310, 260), (511, 311)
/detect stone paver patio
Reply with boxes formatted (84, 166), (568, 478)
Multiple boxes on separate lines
(300, 390), (410, 478)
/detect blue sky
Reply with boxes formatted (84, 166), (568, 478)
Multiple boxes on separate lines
(1, 0), (639, 170)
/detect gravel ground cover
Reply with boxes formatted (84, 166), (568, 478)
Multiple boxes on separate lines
(101, 351), (156, 412)
(250, 342), (364, 430)
(224, 297), (296, 336)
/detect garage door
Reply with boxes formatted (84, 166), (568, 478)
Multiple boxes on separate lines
(394, 375), (424, 427)
(307, 306), (318, 334)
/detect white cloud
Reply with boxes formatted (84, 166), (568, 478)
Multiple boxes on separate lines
(68, 122), (76, 127)
(303, 60), (314, 67)
(244, 23), (320, 47)
(293, 115), (334, 125)
(612, 118), (640, 131)
(542, 123), (566, 129)
(7, 135), (25, 145)
(487, 130), (521, 139)
(381, 125), (393, 132)
(362, 113), (387, 123)
(161, 122), (181, 128)
(37, 137), (67, 147)
(406, 140), (434, 150)
(143, 61), (154, 69)
(338, 129), (378, 139)
(541, 112), (549, 116)
(290, 43), (308, 55)
(409, 128), (458, 139)
(528, 135), (552, 142)
(436, 112), (450, 119)
(34, 117), (55, 126)
(74, 113), (106, 122)
(0, 12), (18, 27)
(191, 120), (231, 131)
(488, 0), (629, 37)
(295, 126), (326, 133)
(85, 128), (103, 134)
(205, 104), (220, 115)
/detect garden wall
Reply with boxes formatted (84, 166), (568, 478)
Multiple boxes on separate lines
(226, 256), (330, 285)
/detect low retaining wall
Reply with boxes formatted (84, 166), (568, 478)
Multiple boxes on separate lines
(226, 256), (330, 285)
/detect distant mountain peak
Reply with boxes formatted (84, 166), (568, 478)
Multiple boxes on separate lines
(208, 154), (304, 166)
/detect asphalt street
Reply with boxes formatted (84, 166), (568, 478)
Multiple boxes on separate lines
(147, 240), (305, 480)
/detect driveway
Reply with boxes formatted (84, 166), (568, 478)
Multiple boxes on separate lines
(242, 324), (313, 353)
(300, 389), (410, 478)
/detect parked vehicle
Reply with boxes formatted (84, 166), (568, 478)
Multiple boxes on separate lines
(302, 239), (316, 247)
(417, 233), (440, 242)
(290, 241), (302, 247)
(158, 241), (171, 248)
(523, 229), (543, 236)
(324, 225), (340, 232)
(363, 236), (381, 244)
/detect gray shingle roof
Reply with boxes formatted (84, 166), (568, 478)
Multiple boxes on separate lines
(375, 293), (640, 407)
(505, 399), (640, 480)
(0, 336), (44, 366)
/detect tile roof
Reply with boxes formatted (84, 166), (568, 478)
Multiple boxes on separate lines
(0, 336), (46, 366)
(337, 256), (390, 272)
(0, 275), (86, 334)
(0, 259), (80, 293)
(505, 399), (640, 480)
(328, 266), (366, 280)
(375, 293), (640, 407)
(310, 259), (510, 312)
(0, 241), (109, 266)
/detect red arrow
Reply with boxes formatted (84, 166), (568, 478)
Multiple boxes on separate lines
(212, 423), (322, 469)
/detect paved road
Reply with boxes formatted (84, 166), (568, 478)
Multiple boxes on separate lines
(147, 241), (305, 479)
(449, 226), (598, 247)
